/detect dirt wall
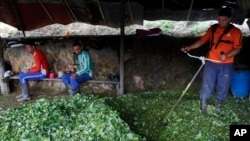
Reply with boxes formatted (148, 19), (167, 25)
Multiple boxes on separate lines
(4, 39), (120, 94)
(3, 36), (250, 94)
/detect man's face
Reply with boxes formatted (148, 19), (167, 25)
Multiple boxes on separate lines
(218, 16), (231, 28)
(73, 45), (82, 55)
(25, 45), (35, 54)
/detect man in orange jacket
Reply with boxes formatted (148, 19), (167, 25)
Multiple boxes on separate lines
(181, 7), (242, 114)
(16, 41), (49, 102)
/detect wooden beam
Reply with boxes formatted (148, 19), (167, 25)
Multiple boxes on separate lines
(37, 0), (54, 21)
(162, 0), (165, 10)
(0, 40), (10, 95)
(63, 0), (78, 21)
(11, 0), (25, 36)
(186, 0), (194, 21)
(128, 0), (134, 24)
(96, 0), (106, 23)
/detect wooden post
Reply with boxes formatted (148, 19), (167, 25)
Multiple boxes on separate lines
(119, 0), (125, 95)
(0, 40), (10, 95)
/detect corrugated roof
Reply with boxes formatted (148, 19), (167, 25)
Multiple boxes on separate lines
(0, 0), (248, 32)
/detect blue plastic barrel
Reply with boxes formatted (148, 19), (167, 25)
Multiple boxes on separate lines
(231, 70), (250, 98)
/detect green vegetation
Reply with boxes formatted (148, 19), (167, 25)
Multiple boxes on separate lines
(105, 90), (250, 141)
(0, 95), (143, 141)
(0, 90), (249, 141)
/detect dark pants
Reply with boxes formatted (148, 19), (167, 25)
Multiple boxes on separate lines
(200, 61), (233, 101)
(62, 72), (92, 92)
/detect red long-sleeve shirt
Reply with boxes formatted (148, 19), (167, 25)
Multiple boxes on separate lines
(28, 48), (49, 75)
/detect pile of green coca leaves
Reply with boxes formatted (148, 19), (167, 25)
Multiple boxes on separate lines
(105, 90), (250, 141)
(1, 90), (249, 141)
(0, 94), (144, 141)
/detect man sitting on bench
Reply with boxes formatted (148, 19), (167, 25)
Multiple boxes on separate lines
(61, 41), (93, 96)
(16, 41), (49, 102)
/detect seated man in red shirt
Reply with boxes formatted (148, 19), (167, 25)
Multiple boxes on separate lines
(16, 41), (49, 102)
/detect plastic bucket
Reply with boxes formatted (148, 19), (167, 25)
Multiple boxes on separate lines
(231, 70), (250, 98)
(49, 73), (55, 79)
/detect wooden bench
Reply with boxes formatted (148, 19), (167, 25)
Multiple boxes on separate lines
(8, 75), (120, 94)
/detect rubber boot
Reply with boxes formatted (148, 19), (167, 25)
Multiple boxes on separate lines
(16, 94), (23, 99)
(17, 83), (30, 102)
(200, 99), (208, 114)
(215, 99), (222, 112)
(65, 84), (74, 97)
(16, 83), (25, 99)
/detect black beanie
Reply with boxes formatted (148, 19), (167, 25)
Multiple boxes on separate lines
(218, 8), (232, 17)
(72, 41), (81, 47)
